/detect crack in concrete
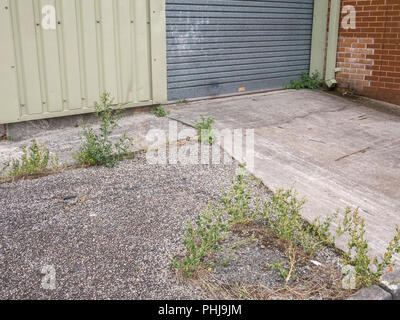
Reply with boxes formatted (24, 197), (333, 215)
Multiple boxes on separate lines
(335, 147), (372, 162)
(268, 105), (349, 128)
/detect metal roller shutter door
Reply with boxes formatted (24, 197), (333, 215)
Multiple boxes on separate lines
(166, 0), (314, 101)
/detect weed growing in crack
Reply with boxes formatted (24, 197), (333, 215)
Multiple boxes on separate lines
(336, 207), (400, 289)
(176, 98), (189, 104)
(1, 139), (59, 179)
(151, 105), (170, 118)
(287, 71), (322, 90)
(262, 188), (335, 255)
(195, 115), (215, 145)
(75, 92), (133, 168)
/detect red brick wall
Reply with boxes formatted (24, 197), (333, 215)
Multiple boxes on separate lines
(336, 0), (400, 105)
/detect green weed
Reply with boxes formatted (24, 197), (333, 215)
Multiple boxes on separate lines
(262, 188), (335, 255)
(151, 105), (170, 118)
(220, 166), (260, 224)
(170, 203), (230, 277)
(75, 92), (133, 168)
(195, 115), (215, 145)
(336, 207), (400, 288)
(1, 139), (59, 179)
(287, 71), (322, 90)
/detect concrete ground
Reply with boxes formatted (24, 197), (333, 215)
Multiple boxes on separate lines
(167, 89), (400, 262)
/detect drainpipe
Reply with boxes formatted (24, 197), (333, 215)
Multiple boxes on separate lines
(325, 0), (342, 88)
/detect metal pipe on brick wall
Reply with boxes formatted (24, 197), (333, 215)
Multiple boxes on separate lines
(325, 0), (342, 87)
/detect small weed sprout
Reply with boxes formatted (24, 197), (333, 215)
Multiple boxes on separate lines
(1, 140), (59, 179)
(195, 115), (215, 145)
(151, 105), (170, 118)
(75, 92), (133, 168)
(336, 207), (400, 288)
(266, 260), (289, 280)
(177, 98), (189, 104)
(266, 245), (297, 285)
(287, 71), (322, 90)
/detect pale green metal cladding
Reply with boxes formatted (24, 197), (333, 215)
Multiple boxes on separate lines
(0, 0), (167, 124)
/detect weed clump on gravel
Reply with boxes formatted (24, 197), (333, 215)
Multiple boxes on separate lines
(1, 139), (59, 180)
(75, 92), (133, 168)
(171, 166), (259, 276)
(170, 203), (230, 276)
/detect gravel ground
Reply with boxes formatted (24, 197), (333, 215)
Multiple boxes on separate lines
(0, 142), (349, 300)
(0, 145), (239, 299)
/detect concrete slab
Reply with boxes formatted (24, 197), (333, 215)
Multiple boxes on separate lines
(167, 89), (400, 263)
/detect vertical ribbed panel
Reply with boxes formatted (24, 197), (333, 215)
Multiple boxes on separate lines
(1, 0), (167, 124)
(166, 0), (315, 100)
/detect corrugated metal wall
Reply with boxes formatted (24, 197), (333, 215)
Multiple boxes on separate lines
(166, 0), (314, 100)
(0, 0), (167, 124)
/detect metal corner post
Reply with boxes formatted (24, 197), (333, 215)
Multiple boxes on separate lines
(309, 0), (329, 77)
(325, 0), (341, 87)
(150, 0), (168, 104)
